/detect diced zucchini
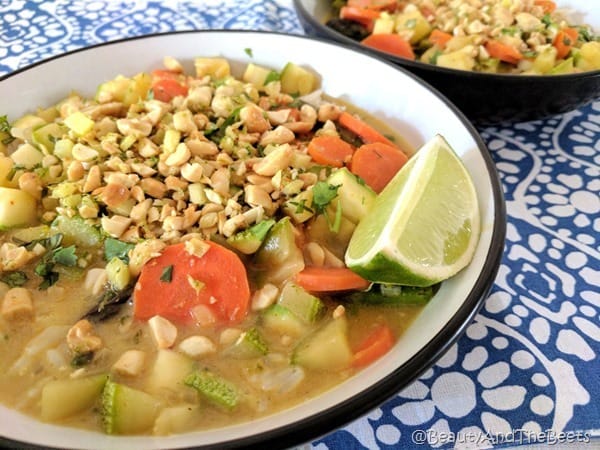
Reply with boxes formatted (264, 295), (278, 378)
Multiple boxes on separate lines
(53, 138), (74, 160)
(101, 380), (161, 434)
(280, 62), (317, 96)
(242, 63), (278, 87)
(153, 404), (202, 436)
(63, 111), (94, 136)
(261, 304), (307, 337)
(146, 349), (194, 395)
(227, 218), (275, 254)
(292, 317), (353, 371)
(225, 327), (268, 359)
(9, 143), (44, 168)
(283, 189), (314, 223)
(345, 283), (438, 306)
(106, 257), (131, 291)
(184, 369), (239, 410)
(41, 374), (108, 421)
(0, 187), (38, 230)
(254, 217), (305, 284)
(194, 57), (231, 79)
(326, 167), (376, 224)
(31, 122), (67, 153)
(8, 224), (51, 243)
(278, 282), (324, 324)
(51, 215), (102, 248)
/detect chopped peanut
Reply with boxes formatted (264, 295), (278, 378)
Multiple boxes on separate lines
(112, 350), (146, 376)
(148, 315), (177, 349)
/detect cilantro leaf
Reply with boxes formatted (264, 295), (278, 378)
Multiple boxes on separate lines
(53, 246), (77, 267)
(160, 265), (174, 283)
(104, 238), (135, 263)
(311, 181), (340, 215)
(264, 70), (281, 85)
(244, 48), (253, 58)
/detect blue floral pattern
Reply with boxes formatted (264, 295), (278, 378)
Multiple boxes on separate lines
(1, 1), (598, 449)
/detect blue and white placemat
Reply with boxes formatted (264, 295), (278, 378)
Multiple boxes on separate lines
(1, 1), (598, 449)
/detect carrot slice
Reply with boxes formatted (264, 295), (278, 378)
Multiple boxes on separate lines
(295, 266), (371, 293)
(361, 33), (416, 60)
(350, 142), (408, 193)
(152, 78), (188, 102)
(534, 0), (556, 13)
(307, 135), (355, 167)
(338, 111), (396, 147)
(340, 6), (381, 31)
(347, 0), (397, 11)
(429, 29), (453, 49)
(553, 28), (578, 60)
(484, 40), (524, 65)
(133, 241), (250, 325)
(352, 324), (395, 368)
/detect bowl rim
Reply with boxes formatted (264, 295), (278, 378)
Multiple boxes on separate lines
(0, 29), (507, 450)
(292, 0), (600, 81)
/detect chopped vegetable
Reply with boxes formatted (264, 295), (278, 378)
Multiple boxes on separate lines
(350, 142), (408, 193)
(338, 111), (396, 147)
(361, 33), (416, 60)
(484, 40), (524, 65)
(133, 241), (250, 325)
(307, 135), (354, 167)
(295, 266), (371, 293)
(351, 324), (394, 367)
(553, 28), (579, 60)
(184, 370), (240, 410)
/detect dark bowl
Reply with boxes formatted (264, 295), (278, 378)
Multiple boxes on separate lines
(293, 0), (600, 125)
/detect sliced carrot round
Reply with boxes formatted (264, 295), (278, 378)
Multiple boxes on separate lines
(484, 40), (524, 65)
(294, 266), (371, 293)
(352, 324), (395, 368)
(350, 142), (408, 193)
(133, 241), (250, 325)
(307, 135), (355, 167)
(361, 34), (415, 60)
(152, 78), (188, 102)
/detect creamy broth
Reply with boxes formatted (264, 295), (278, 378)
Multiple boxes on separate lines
(0, 57), (428, 436)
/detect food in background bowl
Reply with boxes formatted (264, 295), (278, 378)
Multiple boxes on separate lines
(0, 55), (480, 436)
(294, 0), (600, 123)
(328, 0), (600, 74)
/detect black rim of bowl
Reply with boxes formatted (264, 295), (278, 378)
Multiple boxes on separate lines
(292, 0), (600, 83)
(0, 29), (507, 450)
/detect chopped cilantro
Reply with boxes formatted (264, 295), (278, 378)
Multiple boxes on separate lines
(0, 115), (10, 133)
(0, 271), (28, 288)
(104, 238), (135, 263)
(264, 70), (281, 85)
(53, 246), (77, 266)
(160, 265), (174, 283)
(30, 233), (78, 290)
(71, 351), (94, 368)
(244, 48), (253, 58)
(541, 13), (553, 27)
(312, 181), (343, 232)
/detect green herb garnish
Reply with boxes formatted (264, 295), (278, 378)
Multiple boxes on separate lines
(160, 265), (174, 283)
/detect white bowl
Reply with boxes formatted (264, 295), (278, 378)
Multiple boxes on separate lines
(0, 30), (505, 450)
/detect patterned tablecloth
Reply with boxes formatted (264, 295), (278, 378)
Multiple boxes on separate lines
(1, 1), (599, 449)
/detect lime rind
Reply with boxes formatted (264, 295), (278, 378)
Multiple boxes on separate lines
(345, 134), (480, 286)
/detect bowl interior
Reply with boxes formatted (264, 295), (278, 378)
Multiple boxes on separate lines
(0, 30), (504, 450)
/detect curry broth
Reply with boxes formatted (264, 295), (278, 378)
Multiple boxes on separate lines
(0, 56), (427, 436)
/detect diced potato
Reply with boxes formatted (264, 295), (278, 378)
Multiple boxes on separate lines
(394, 9), (431, 44)
(0, 156), (17, 188)
(41, 374), (108, 421)
(576, 41), (600, 71)
(9, 143), (44, 168)
(153, 405), (202, 436)
(0, 187), (38, 230)
(532, 47), (558, 74)
(10, 114), (46, 142)
(436, 48), (476, 71)
(63, 111), (94, 136)
(194, 57), (230, 79)
(372, 13), (395, 35)
(146, 349), (194, 395)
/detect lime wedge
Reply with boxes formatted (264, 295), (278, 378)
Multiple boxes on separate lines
(345, 134), (480, 286)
